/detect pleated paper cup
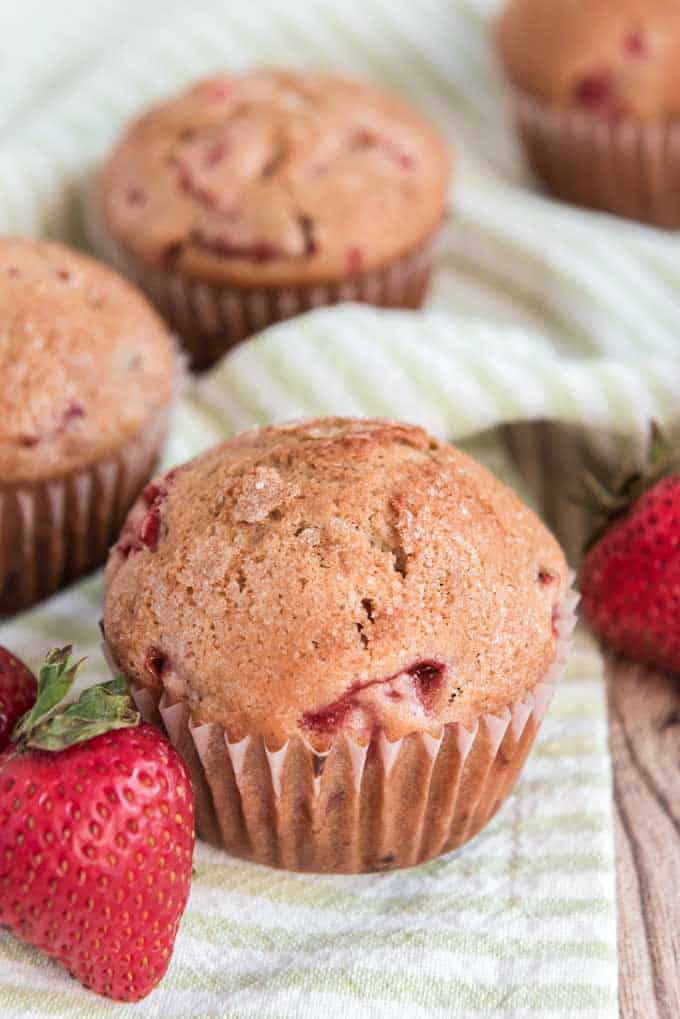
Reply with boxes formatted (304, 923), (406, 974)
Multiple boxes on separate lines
(0, 405), (171, 615)
(85, 190), (440, 372)
(115, 580), (578, 874)
(512, 87), (680, 228)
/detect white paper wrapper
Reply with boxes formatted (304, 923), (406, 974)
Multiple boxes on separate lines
(512, 87), (680, 228)
(0, 406), (170, 615)
(85, 188), (440, 371)
(118, 580), (579, 874)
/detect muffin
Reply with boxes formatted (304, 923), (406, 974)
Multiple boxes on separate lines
(102, 418), (576, 873)
(0, 237), (178, 613)
(496, 0), (680, 226)
(87, 70), (451, 370)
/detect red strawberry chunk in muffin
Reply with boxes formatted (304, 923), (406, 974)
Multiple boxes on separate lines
(142, 481), (163, 505)
(145, 646), (168, 681)
(115, 474), (175, 558)
(58, 401), (85, 431)
(350, 129), (416, 169)
(551, 604), (560, 638)
(15, 402), (85, 449)
(302, 659), (446, 739)
(125, 185), (147, 206)
(173, 120), (277, 212)
(191, 233), (282, 263)
(624, 31), (646, 57)
(346, 246), (364, 273)
(139, 503), (162, 550)
(204, 140), (229, 167)
(570, 71), (623, 117)
(410, 659), (446, 706)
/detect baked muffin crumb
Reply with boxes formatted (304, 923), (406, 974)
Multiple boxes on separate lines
(95, 70), (450, 287)
(496, 0), (680, 121)
(104, 418), (568, 749)
(0, 238), (176, 484)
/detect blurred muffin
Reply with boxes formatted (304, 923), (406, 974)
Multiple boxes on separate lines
(103, 418), (575, 873)
(88, 70), (451, 370)
(0, 237), (177, 613)
(496, 0), (680, 226)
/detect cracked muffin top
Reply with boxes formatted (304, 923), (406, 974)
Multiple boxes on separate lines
(94, 70), (451, 287)
(103, 418), (568, 750)
(0, 238), (177, 484)
(496, 0), (680, 120)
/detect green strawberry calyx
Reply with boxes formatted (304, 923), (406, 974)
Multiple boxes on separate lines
(580, 422), (680, 552)
(11, 645), (140, 752)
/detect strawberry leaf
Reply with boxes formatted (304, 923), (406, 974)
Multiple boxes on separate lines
(25, 678), (139, 751)
(12, 646), (85, 742)
(11, 648), (140, 752)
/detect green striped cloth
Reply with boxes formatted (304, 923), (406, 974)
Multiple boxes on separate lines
(3, 0), (680, 1015)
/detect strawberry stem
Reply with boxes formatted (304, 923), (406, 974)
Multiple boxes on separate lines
(579, 421), (680, 551)
(11, 646), (140, 752)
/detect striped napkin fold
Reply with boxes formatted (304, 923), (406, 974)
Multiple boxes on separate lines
(2, 0), (680, 1015)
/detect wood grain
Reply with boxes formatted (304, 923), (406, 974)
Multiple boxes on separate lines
(606, 654), (680, 1019)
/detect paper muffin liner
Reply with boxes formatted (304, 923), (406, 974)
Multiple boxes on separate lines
(115, 578), (578, 874)
(0, 405), (171, 615)
(511, 88), (680, 228)
(85, 190), (440, 371)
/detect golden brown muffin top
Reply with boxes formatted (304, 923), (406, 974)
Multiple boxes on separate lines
(0, 238), (177, 484)
(103, 418), (568, 749)
(496, 0), (680, 120)
(95, 70), (451, 287)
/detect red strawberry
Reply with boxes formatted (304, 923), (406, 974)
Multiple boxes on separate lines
(0, 647), (37, 750)
(0, 647), (194, 1001)
(580, 426), (680, 673)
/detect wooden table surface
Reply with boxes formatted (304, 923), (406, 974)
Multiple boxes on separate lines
(607, 655), (680, 1019)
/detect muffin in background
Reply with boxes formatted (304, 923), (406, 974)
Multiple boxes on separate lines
(103, 417), (576, 873)
(496, 0), (680, 227)
(88, 70), (451, 370)
(0, 237), (178, 613)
